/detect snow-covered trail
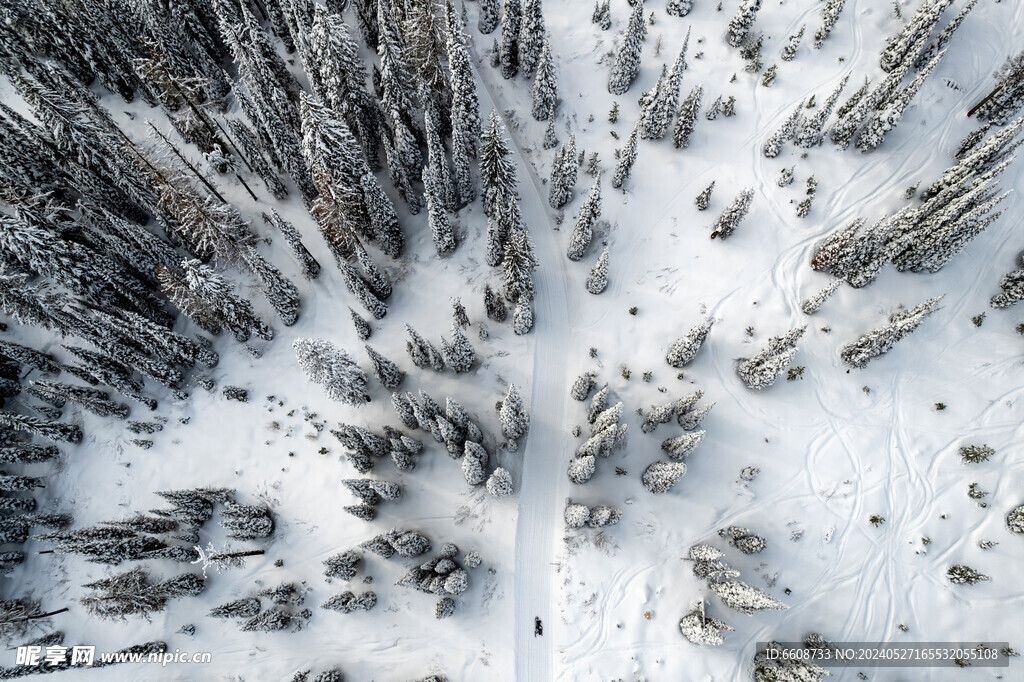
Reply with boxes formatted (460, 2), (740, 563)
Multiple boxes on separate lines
(467, 43), (579, 681)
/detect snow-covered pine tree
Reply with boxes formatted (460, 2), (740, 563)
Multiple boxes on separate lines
(478, 0), (501, 33)
(975, 51), (1024, 125)
(710, 579), (788, 614)
(679, 601), (734, 646)
(640, 29), (690, 140)
(990, 260), (1024, 308)
(611, 123), (640, 189)
(608, 0), (645, 95)
(642, 460), (686, 493)
(424, 104), (457, 213)
(360, 174), (404, 258)
(592, 0), (612, 30)
(531, 38), (558, 121)
(500, 383), (529, 448)
(727, 0), (763, 48)
(462, 441), (489, 484)
(500, 0), (523, 79)
(801, 279), (842, 314)
(813, 0), (846, 48)
(446, 0), (481, 205)
(486, 467), (514, 496)
(710, 188), (754, 240)
(795, 75), (848, 148)
(570, 372), (597, 401)
(567, 173), (602, 260)
(673, 85), (704, 149)
(480, 111), (519, 220)
(441, 323), (476, 373)
(666, 318), (713, 367)
(484, 284), (508, 321)
(839, 296), (942, 368)
(293, 338), (370, 405)
(349, 308), (372, 341)
(586, 248), (610, 294)
(548, 135), (578, 209)
(913, 0), (978, 69)
(763, 100), (804, 157)
(781, 25), (804, 61)
(736, 326), (805, 389)
(705, 95), (722, 120)
(518, 0), (547, 77)
(856, 51), (942, 151)
(567, 454), (596, 484)
(662, 431), (705, 460)
(263, 211), (320, 279)
(695, 181), (715, 210)
(423, 167), (457, 256)
(364, 345), (404, 389)
(879, 0), (952, 73)
(666, 0), (693, 18)
(504, 226), (538, 306)
(338, 260), (388, 319)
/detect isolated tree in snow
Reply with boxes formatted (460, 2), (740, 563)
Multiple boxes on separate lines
(666, 318), (713, 367)
(711, 579), (788, 614)
(710, 189), (754, 240)
(586, 248), (610, 294)
(737, 326), (805, 389)
(679, 601), (734, 646)
(549, 135), (578, 209)
(642, 460), (687, 493)
(350, 308), (372, 340)
(673, 85), (703, 149)
(801, 279), (842, 314)
(695, 181), (715, 210)
(727, 0), (763, 48)
(567, 173), (602, 260)
(531, 38), (558, 121)
(704, 92), (721, 123)
(611, 123), (640, 189)
(500, 383), (529, 446)
(294, 338), (370, 405)
(839, 296), (942, 368)
(608, 0), (645, 95)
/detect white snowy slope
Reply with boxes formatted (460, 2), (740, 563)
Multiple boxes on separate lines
(3, 0), (1024, 681)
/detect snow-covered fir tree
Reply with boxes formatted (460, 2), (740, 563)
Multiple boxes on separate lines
(531, 38), (558, 121)
(441, 323), (476, 373)
(639, 30), (690, 140)
(364, 345), (404, 390)
(611, 123), (640, 189)
(673, 85), (703, 149)
(709, 188), (754, 240)
(567, 173), (602, 260)
(879, 0), (951, 72)
(592, 0), (611, 30)
(486, 467), (514, 497)
(567, 454), (596, 484)
(666, 318), (713, 367)
(548, 135), (578, 209)
(423, 166), (457, 256)
(462, 441), (489, 485)
(727, 0), (763, 48)
(711, 579), (788, 614)
(349, 308), (372, 340)
(503, 226), (538, 306)
(518, 0), (547, 77)
(500, 0), (523, 79)
(484, 284), (508, 321)
(679, 601), (734, 646)
(736, 326), (805, 389)
(990, 259), (1024, 308)
(608, 0), (645, 95)
(795, 75), (848, 148)
(695, 181), (715, 210)
(642, 460), (687, 493)
(813, 0), (847, 48)
(705, 94), (722, 120)
(839, 296), (942, 368)
(293, 338), (370, 405)
(801, 279), (842, 314)
(781, 25), (804, 61)
(264, 211), (320, 280)
(570, 372), (597, 401)
(662, 431), (705, 460)
(975, 52), (1024, 125)
(586, 248), (610, 294)
(500, 383), (529, 448)
(666, 0), (693, 18)
(479, 0), (500, 34)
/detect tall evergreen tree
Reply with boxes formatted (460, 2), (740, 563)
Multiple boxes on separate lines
(479, 0), (501, 34)
(840, 297), (942, 368)
(640, 29), (690, 140)
(567, 173), (602, 260)
(727, 0), (763, 48)
(611, 123), (640, 189)
(586, 248), (610, 294)
(518, 0), (547, 77)
(293, 338), (370, 404)
(500, 0), (523, 79)
(531, 38), (558, 121)
(608, 0), (645, 95)
(710, 189), (754, 240)
(673, 85), (703, 149)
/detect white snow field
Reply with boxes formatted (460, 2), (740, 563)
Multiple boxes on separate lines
(2, 0), (1023, 680)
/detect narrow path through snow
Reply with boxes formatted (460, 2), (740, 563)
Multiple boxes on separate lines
(467, 46), (578, 681)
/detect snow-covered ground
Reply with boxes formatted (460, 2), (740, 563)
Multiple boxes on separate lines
(4, 0), (1024, 680)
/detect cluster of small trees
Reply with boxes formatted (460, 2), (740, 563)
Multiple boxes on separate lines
(342, 478), (403, 521)
(210, 582), (311, 632)
(570, 381), (628, 484)
(990, 253), (1024, 309)
(563, 500), (621, 529)
(974, 50), (1024, 125)
(396, 542), (477, 619)
(688, 543), (788, 619)
(333, 421), (423, 473)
